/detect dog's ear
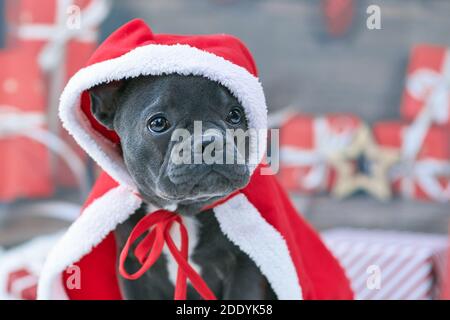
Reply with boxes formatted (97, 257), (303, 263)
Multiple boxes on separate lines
(89, 81), (125, 130)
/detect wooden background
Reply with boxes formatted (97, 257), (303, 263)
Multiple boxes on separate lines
(103, 0), (450, 123)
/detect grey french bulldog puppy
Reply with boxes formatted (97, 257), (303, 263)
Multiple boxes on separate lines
(89, 74), (276, 300)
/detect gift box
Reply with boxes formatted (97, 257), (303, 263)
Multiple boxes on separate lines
(0, 49), (53, 201)
(373, 121), (450, 202)
(6, 0), (101, 79)
(0, 232), (64, 300)
(279, 113), (362, 194)
(322, 229), (449, 300)
(4, 0), (108, 189)
(401, 44), (450, 127)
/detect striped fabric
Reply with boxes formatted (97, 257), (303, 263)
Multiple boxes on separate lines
(322, 229), (448, 300)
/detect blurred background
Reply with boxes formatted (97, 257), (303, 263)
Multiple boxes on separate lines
(0, 0), (449, 300)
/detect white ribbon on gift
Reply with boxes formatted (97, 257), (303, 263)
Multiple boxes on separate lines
(391, 158), (450, 202)
(404, 49), (450, 158)
(280, 117), (357, 190)
(0, 105), (88, 196)
(16, 0), (111, 72)
(406, 50), (450, 125)
(398, 49), (450, 201)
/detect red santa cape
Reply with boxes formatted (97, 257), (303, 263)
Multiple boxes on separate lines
(36, 19), (353, 300)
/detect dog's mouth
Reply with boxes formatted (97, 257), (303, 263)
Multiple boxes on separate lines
(156, 164), (249, 203)
(188, 170), (233, 197)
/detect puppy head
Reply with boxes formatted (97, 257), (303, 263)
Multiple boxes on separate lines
(89, 75), (251, 213)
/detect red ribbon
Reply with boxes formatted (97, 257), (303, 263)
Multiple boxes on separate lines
(118, 210), (217, 300)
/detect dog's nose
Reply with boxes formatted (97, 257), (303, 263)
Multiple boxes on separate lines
(193, 132), (224, 155)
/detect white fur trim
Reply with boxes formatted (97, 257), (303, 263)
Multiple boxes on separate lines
(59, 44), (268, 188)
(37, 186), (142, 299)
(213, 194), (303, 300)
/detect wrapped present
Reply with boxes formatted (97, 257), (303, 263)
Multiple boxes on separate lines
(322, 229), (449, 300)
(373, 121), (450, 202)
(0, 49), (53, 201)
(279, 113), (362, 193)
(401, 44), (450, 127)
(0, 49), (87, 201)
(0, 232), (64, 300)
(6, 0), (108, 78)
(5, 0), (109, 189)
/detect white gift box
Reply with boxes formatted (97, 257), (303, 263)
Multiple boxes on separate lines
(322, 228), (448, 300)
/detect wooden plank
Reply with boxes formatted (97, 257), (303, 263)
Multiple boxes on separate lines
(291, 194), (450, 234)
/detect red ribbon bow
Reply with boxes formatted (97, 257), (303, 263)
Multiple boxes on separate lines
(118, 210), (217, 300)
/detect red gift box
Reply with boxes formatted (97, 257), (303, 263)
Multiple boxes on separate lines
(0, 49), (53, 201)
(401, 44), (450, 127)
(5, 0), (108, 189)
(6, 0), (102, 79)
(279, 113), (362, 194)
(373, 121), (450, 202)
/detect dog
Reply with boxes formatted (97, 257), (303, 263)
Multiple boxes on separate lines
(36, 19), (353, 301)
(89, 74), (277, 300)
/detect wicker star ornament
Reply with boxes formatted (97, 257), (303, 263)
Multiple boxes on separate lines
(328, 125), (400, 201)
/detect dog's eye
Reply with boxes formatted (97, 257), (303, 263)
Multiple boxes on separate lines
(226, 107), (244, 125)
(147, 115), (171, 133)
